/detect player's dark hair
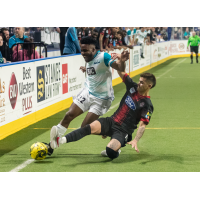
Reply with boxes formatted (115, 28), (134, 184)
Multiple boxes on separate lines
(140, 73), (156, 89)
(80, 36), (97, 46)
(117, 31), (123, 37)
(93, 28), (99, 33)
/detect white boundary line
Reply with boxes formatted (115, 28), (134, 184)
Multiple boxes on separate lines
(9, 159), (34, 172)
(156, 58), (186, 79)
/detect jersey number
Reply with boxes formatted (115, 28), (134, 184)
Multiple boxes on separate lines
(78, 96), (86, 104)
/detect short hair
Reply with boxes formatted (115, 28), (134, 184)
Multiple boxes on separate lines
(80, 36), (97, 46)
(1, 28), (9, 33)
(93, 28), (99, 33)
(117, 31), (123, 37)
(140, 73), (156, 89)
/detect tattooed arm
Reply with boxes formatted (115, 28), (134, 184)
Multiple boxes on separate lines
(127, 121), (146, 153)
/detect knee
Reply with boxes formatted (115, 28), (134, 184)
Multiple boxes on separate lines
(106, 146), (119, 160)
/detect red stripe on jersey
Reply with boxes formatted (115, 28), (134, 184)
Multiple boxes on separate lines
(123, 73), (128, 82)
(100, 32), (104, 35)
(140, 118), (149, 124)
(113, 103), (130, 124)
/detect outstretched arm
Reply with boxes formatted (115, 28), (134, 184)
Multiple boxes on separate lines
(127, 121), (146, 153)
(110, 51), (129, 72)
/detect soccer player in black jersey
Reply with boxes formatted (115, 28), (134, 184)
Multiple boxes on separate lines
(49, 57), (156, 160)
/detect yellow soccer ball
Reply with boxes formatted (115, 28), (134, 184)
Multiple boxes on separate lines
(30, 142), (48, 160)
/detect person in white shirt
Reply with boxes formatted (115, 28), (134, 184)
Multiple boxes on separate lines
(136, 27), (147, 58)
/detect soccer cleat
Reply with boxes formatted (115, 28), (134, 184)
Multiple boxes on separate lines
(101, 149), (121, 157)
(191, 60), (193, 64)
(196, 59), (198, 63)
(50, 126), (61, 149)
(41, 142), (54, 156)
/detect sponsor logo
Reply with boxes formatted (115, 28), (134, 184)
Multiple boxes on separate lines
(20, 67), (34, 115)
(94, 61), (100, 64)
(145, 111), (152, 120)
(178, 43), (185, 51)
(130, 87), (136, 94)
(153, 49), (157, 60)
(9, 73), (18, 109)
(125, 95), (136, 110)
(140, 102), (145, 107)
(37, 66), (45, 102)
(133, 54), (139, 67)
(62, 64), (68, 94)
(37, 62), (61, 102)
(158, 47), (164, 52)
(0, 78), (5, 123)
(87, 67), (96, 75)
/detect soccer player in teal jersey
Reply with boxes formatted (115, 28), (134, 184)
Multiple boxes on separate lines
(187, 32), (200, 64)
(48, 36), (129, 152)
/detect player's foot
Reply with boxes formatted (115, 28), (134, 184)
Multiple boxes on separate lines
(141, 54), (145, 59)
(50, 126), (61, 149)
(196, 59), (198, 63)
(42, 142), (54, 156)
(191, 61), (193, 64)
(101, 149), (121, 157)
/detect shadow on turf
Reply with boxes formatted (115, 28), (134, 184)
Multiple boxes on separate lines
(46, 151), (183, 168)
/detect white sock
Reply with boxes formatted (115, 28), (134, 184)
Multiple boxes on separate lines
(57, 124), (67, 135)
(59, 137), (67, 144)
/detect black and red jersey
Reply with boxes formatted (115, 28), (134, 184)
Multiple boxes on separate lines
(111, 74), (154, 136)
(77, 28), (86, 40)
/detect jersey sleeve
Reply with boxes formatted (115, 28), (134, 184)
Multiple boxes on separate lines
(123, 73), (138, 91)
(187, 37), (191, 47)
(104, 52), (114, 67)
(140, 104), (153, 125)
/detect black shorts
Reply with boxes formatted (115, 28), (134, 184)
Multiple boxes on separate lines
(97, 117), (132, 147)
(190, 46), (199, 54)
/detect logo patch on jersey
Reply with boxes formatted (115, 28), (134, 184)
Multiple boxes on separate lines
(94, 60), (100, 64)
(140, 102), (145, 107)
(87, 67), (96, 75)
(130, 87), (136, 94)
(125, 95), (136, 110)
(145, 112), (152, 119)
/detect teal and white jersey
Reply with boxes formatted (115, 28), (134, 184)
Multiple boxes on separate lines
(84, 51), (115, 101)
(136, 30), (147, 44)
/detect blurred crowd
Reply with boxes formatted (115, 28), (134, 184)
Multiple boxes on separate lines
(0, 27), (197, 64)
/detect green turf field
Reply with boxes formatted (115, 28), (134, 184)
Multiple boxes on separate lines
(1, 57), (199, 172)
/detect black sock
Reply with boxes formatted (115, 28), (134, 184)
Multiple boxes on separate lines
(196, 55), (198, 60)
(191, 55), (193, 61)
(65, 125), (91, 143)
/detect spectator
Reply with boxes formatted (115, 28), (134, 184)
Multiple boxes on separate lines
(91, 28), (98, 41)
(56, 27), (69, 55)
(12, 38), (43, 62)
(1, 28), (10, 44)
(136, 27), (148, 58)
(184, 27), (190, 39)
(77, 27), (87, 42)
(9, 27), (28, 51)
(174, 28), (181, 40)
(155, 27), (161, 35)
(0, 36), (7, 64)
(161, 27), (168, 41)
(63, 27), (81, 55)
(85, 27), (95, 37)
(0, 35), (11, 62)
(0, 51), (5, 64)
(147, 27), (157, 44)
(156, 35), (165, 42)
(167, 27), (172, 41)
